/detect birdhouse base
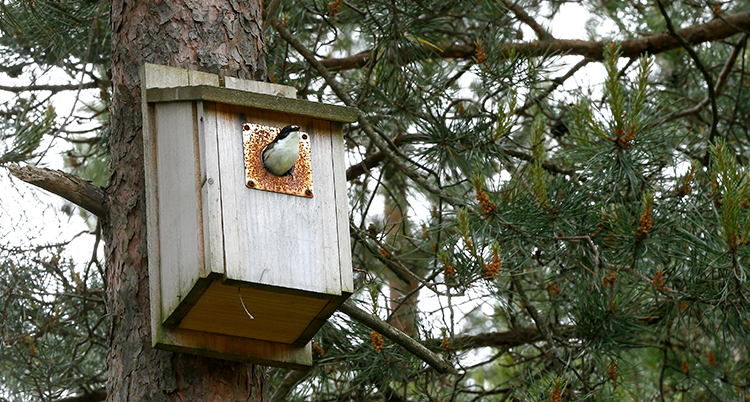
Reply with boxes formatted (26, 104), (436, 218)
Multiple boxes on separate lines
(162, 274), (345, 346)
(153, 317), (314, 370)
(152, 273), (349, 369)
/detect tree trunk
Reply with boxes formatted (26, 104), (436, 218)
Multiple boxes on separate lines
(105, 1), (266, 400)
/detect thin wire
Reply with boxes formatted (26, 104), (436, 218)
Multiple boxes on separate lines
(238, 287), (254, 319)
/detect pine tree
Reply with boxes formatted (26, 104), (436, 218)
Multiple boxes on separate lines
(2, 0), (750, 401)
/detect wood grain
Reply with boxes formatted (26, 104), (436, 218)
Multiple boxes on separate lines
(146, 85), (358, 123)
(217, 106), (342, 295)
(142, 63), (351, 366)
(153, 101), (204, 326)
(177, 280), (330, 343)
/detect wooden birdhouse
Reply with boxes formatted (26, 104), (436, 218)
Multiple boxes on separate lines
(141, 64), (356, 369)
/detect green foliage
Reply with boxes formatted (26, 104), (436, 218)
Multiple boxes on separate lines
(0, 0), (111, 169)
(1, 102), (55, 163)
(271, 1), (750, 398)
(0, 248), (106, 402)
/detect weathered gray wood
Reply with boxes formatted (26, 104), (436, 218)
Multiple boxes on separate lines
(225, 76), (297, 98)
(143, 63), (219, 89)
(153, 101), (204, 324)
(329, 122), (355, 295)
(198, 101), (225, 277)
(141, 65), (187, 350)
(311, 118), (346, 294)
(141, 63), (350, 365)
(147, 85), (358, 123)
(217, 106), (343, 296)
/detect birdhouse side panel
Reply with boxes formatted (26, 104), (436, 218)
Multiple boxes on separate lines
(152, 101), (206, 324)
(212, 104), (343, 296)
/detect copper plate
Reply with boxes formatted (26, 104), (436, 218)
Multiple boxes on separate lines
(242, 123), (314, 198)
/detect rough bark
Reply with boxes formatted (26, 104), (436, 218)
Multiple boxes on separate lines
(8, 164), (107, 219)
(105, 1), (266, 401)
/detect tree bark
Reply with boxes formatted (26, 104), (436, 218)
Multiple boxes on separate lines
(105, 1), (266, 401)
(8, 164), (106, 219)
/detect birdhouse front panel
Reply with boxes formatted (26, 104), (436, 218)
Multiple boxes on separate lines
(166, 102), (352, 345)
(141, 63), (356, 368)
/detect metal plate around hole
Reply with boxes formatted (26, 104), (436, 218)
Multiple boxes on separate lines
(242, 123), (314, 198)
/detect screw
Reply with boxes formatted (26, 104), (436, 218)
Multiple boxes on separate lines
(242, 123), (250, 131)
(305, 189), (312, 196)
(248, 180), (256, 188)
(302, 133), (308, 140)
(208, 178), (214, 185)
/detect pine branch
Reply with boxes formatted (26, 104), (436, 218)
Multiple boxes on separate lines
(269, 16), (466, 208)
(432, 325), (577, 351)
(516, 57), (590, 117)
(346, 133), (408, 181)
(0, 81), (99, 93)
(7, 164), (107, 219)
(346, 149), (386, 181)
(338, 300), (458, 375)
(319, 11), (750, 71)
(663, 34), (748, 122)
(500, 0), (554, 40)
(51, 388), (106, 402)
(500, 146), (576, 176)
(511, 275), (554, 344)
(269, 368), (312, 402)
(656, 0), (719, 149)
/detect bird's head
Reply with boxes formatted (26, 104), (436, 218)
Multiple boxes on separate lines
(276, 125), (300, 141)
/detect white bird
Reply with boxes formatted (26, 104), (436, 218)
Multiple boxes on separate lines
(262, 125), (301, 176)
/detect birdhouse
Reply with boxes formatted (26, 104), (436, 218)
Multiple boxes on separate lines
(141, 64), (356, 369)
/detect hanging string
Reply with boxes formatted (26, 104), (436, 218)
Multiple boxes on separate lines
(238, 287), (255, 319)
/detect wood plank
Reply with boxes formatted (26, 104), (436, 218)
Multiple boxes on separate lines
(147, 85), (358, 123)
(330, 122), (355, 294)
(141, 64), (193, 345)
(143, 102), (163, 346)
(187, 69), (220, 86)
(153, 324), (312, 369)
(199, 102), (225, 277)
(224, 77), (297, 98)
(177, 280), (329, 343)
(218, 106), (343, 295)
(311, 118), (344, 295)
(142, 63), (219, 89)
(154, 102), (204, 324)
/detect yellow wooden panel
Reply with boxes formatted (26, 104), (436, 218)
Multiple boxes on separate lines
(178, 280), (329, 344)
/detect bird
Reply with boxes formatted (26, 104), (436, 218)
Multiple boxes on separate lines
(262, 125), (301, 176)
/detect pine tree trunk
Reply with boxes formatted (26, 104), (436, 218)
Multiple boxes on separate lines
(105, 1), (266, 400)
